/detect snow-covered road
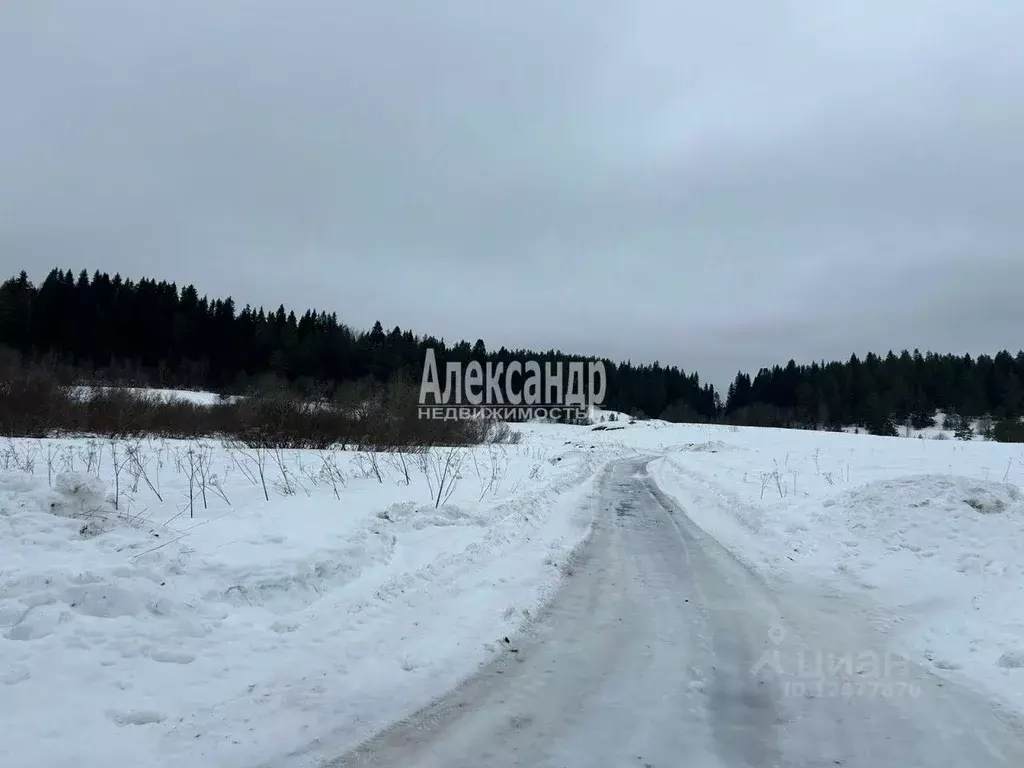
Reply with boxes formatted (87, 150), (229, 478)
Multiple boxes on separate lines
(325, 457), (1024, 768)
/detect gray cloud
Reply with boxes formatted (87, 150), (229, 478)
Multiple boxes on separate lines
(3, 0), (1024, 389)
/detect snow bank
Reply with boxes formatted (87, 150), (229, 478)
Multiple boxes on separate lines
(648, 425), (1024, 716)
(0, 436), (619, 768)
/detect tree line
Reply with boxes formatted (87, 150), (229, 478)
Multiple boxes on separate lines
(0, 269), (718, 421)
(1, 268), (1021, 439)
(724, 351), (1024, 438)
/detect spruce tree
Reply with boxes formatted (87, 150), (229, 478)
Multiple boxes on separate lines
(953, 414), (975, 441)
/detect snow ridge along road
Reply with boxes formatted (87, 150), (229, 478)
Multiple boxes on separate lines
(324, 457), (1024, 768)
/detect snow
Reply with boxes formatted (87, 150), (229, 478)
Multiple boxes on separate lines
(646, 424), (1024, 716)
(0, 435), (629, 768)
(2, 407), (1024, 767)
(69, 386), (232, 405)
(840, 410), (995, 440)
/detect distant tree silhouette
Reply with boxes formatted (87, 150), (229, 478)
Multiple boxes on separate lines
(722, 349), (1024, 431)
(0, 268), (719, 421)
(3, 268), (1023, 430)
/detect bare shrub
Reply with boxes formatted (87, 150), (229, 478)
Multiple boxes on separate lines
(124, 442), (164, 502)
(471, 445), (510, 500)
(79, 440), (101, 474)
(194, 443), (215, 508)
(418, 446), (467, 508)
(184, 444), (201, 518)
(354, 450), (387, 483)
(0, 364), (496, 450)
(0, 438), (37, 474)
(0, 370), (67, 436)
(232, 393), (354, 450)
(269, 446), (301, 496)
(487, 421), (524, 445)
(108, 438), (133, 511)
(318, 451), (348, 499)
(387, 450), (416, 486)
(44, 441), (57, 486)
(227, 441), (270, 501)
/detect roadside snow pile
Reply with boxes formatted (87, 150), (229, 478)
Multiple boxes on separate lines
(808, 475), (1024, 584)
(649, 428), (1024, 717)
(0, 437), (614, 768)
(821, 475), (1024, 705)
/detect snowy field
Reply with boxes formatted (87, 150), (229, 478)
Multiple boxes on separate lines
(0, 432), (636, 768)
(2, 410), (1023, 767)
(647, 423), (1024, 719)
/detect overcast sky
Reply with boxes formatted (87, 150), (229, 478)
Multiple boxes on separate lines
(2, 1), (1023, 389)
